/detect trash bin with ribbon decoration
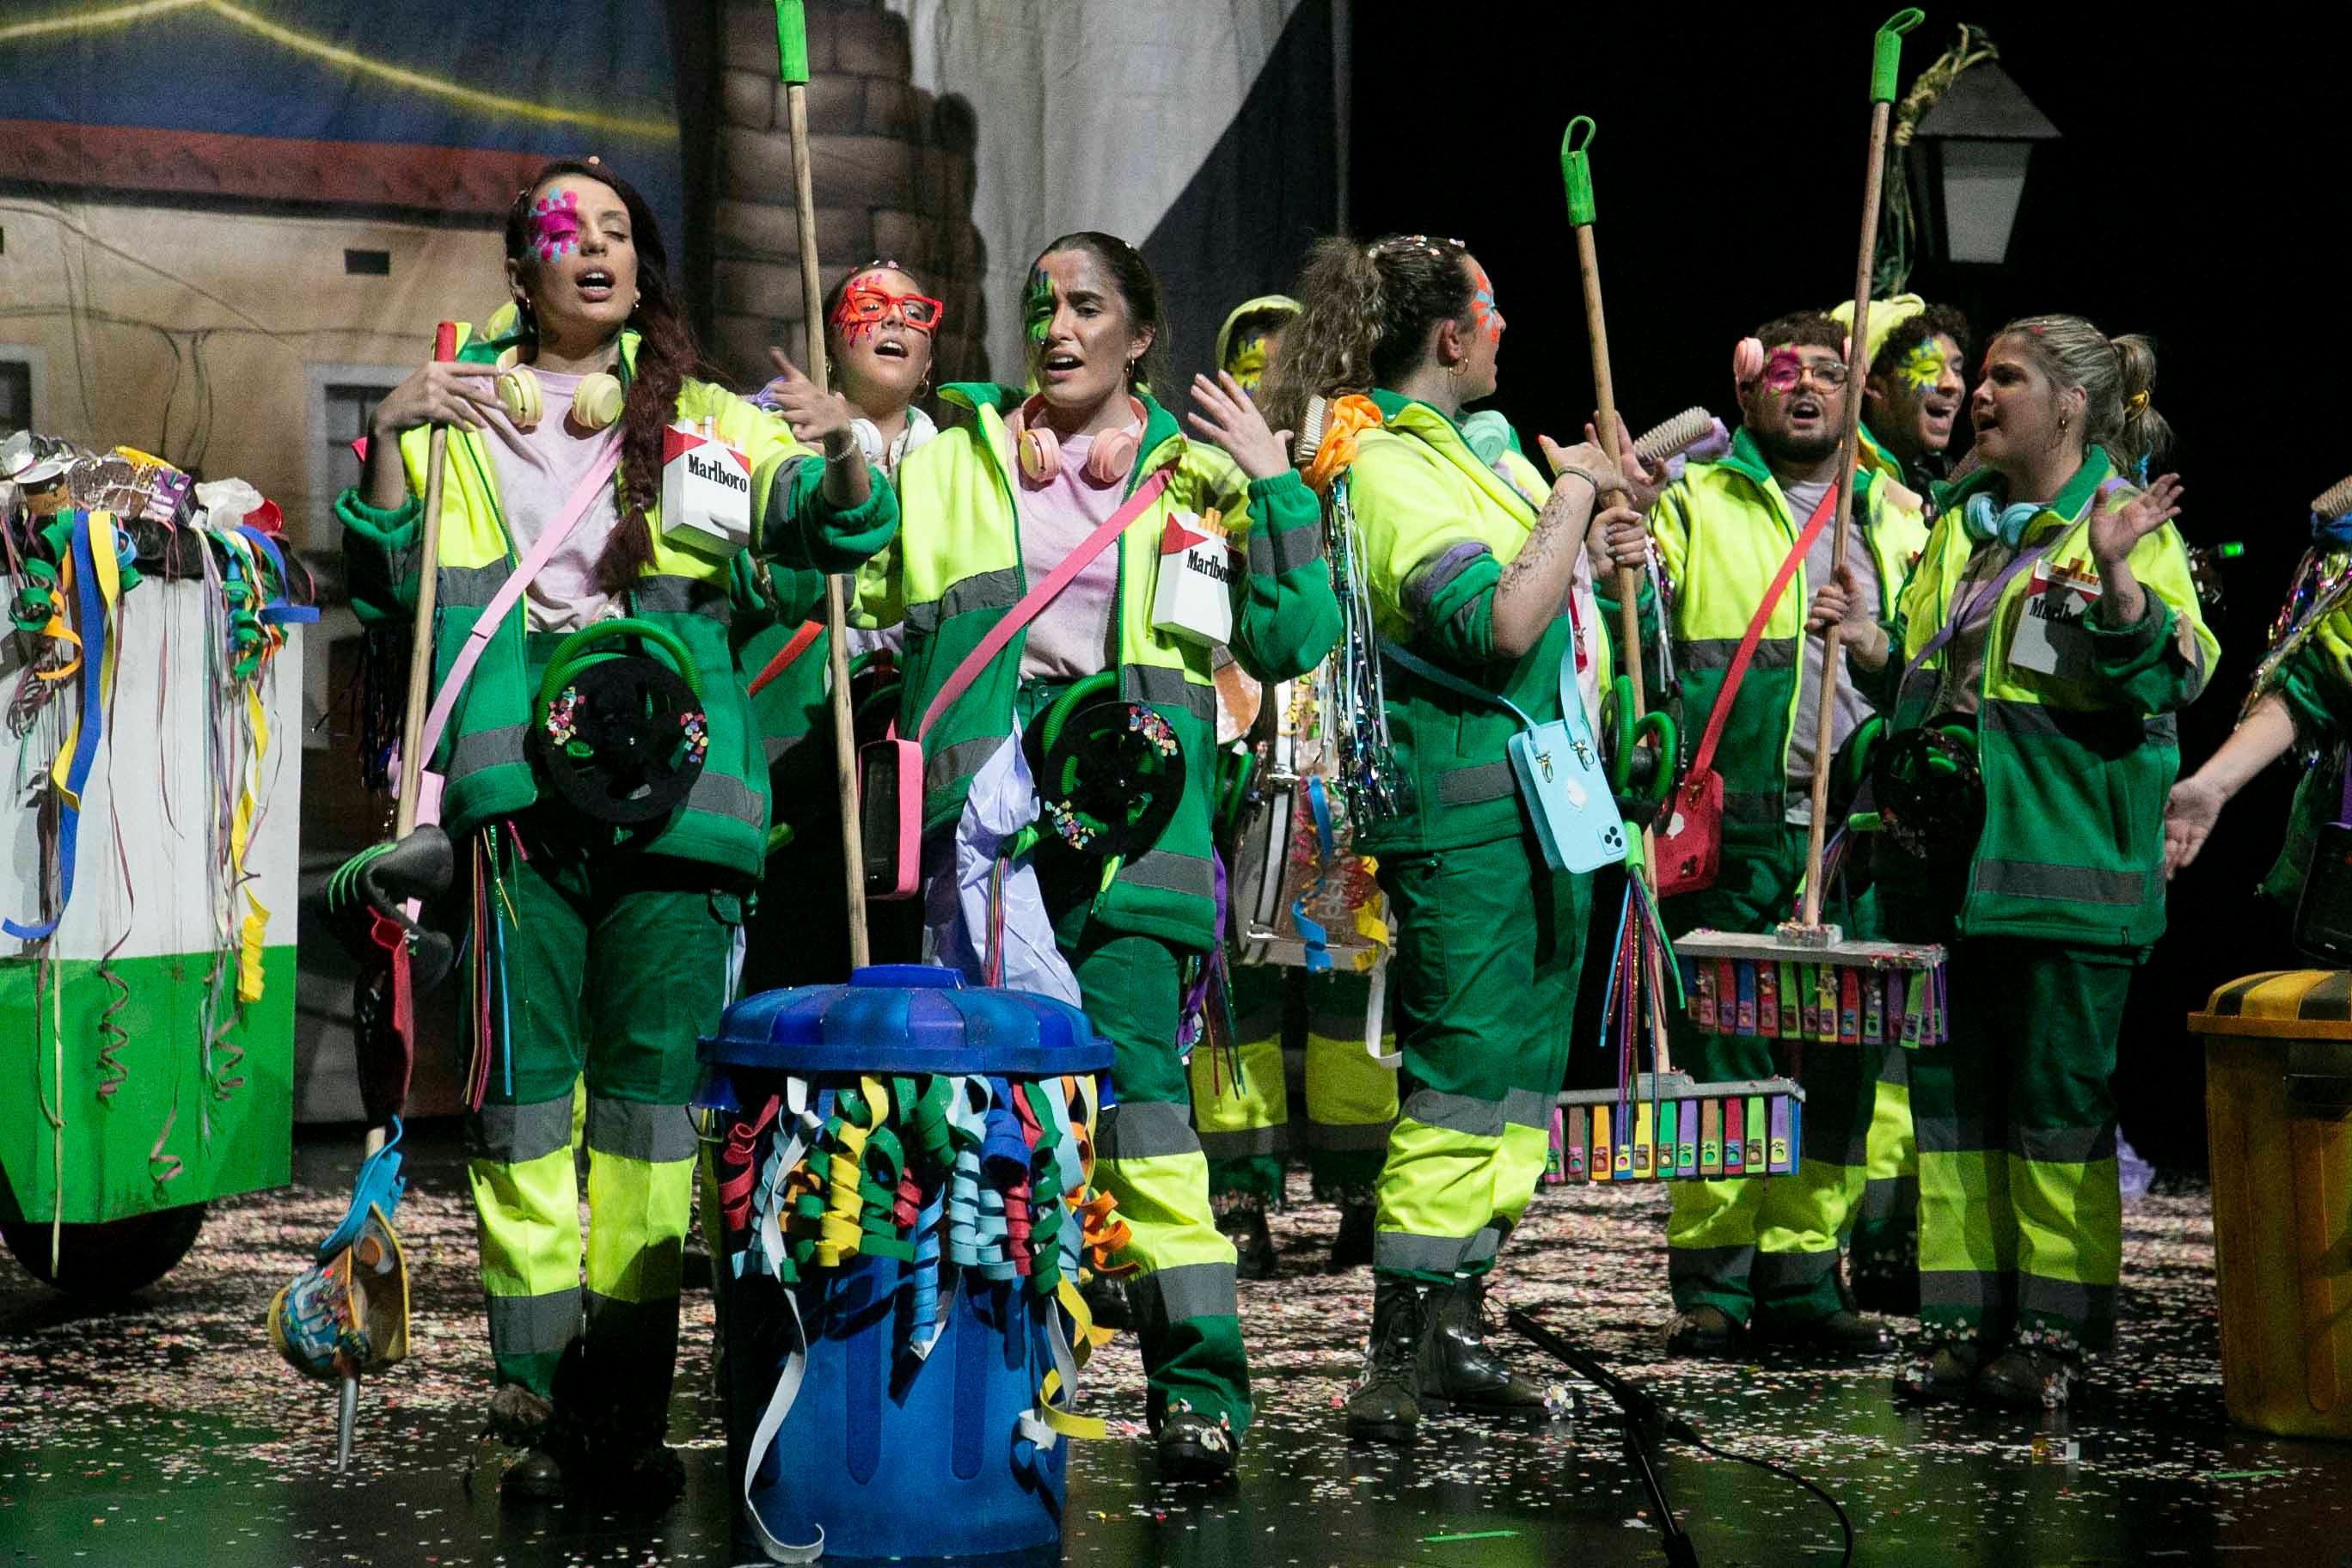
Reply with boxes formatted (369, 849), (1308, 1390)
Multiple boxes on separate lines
(698, 965), (1124, 1561)
(2194, 970), (2352, 1439)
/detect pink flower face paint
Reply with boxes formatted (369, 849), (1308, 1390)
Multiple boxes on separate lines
(529, 191), (580, 264)
(1760, 348), (1806, 395)
(1467, 260), (1500, 345)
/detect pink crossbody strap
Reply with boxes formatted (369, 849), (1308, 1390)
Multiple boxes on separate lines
(908, 466), (1173, 742)
(417, 433), (622, 768)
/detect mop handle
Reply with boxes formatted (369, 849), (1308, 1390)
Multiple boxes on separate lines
(1799, 9), (1921, 931)
(777, 0), (873, 966)
(393, 321), (458, 841)
(1561, 116), (1645, 717)
(1566, 114), (1675, 1069)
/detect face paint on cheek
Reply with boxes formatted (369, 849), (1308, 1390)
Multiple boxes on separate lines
(1761, 348), (1804, 396)
(1896, 340), (1945, 395)
(1467, 263), (1500, 345)
(831, 276), (885, 344)
(1226, 335), (1269, 393)
(529, 191), (580, 264)
(1024, 266), (1054, 349)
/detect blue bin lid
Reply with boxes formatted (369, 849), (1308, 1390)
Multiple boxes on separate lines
(700, 965), (1111, 1076)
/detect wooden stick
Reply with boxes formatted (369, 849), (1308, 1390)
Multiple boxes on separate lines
(782, 64), (871, 968)
(1799, 13), (1920, 929)
(373, 322), (456, 1157)
(392, 322), (457, 841)
(1563, 118), (1672, 1073)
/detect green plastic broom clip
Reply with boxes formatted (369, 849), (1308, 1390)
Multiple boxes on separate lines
(774, 0), (809, 86)
(1871, 9), (1925, 104)
(1562, 116), (1597, 228)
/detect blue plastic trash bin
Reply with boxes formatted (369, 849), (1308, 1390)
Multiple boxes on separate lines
(699, 965), (1112, 1563)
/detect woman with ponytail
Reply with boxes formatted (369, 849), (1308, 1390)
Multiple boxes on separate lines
(1269, 235), (1654, 1446)
(338, 158), (897, 1503)
(863, 231), (1338, 1479)
(1813, 315), (2217, 1408)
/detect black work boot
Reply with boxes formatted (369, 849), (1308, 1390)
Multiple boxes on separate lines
(1327, 1203), (1376, 1272)
(499, 1399), (590, 1504)
(1217, 1201), (1278, 1282)
(1415, 1276), (1550, 1416)
(1344, 1274), (1425, 1443)
(1155, 1408), (1240, 1482)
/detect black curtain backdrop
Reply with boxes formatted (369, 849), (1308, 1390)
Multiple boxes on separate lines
(1144, 0), (1341, 395)
(1344, 3), (2349, 1171)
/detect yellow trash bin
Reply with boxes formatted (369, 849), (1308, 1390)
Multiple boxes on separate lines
(2194, 970), (2352, 1439)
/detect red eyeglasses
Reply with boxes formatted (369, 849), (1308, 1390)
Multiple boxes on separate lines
(833, 284), (945, 333)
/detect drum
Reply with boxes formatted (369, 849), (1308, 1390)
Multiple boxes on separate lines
(1227, 663), (1388, 971)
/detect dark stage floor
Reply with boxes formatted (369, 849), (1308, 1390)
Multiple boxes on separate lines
(1, 1124), (2337, 1566)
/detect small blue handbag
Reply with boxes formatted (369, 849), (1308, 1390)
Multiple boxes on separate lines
(1381, 635), (1626, 873)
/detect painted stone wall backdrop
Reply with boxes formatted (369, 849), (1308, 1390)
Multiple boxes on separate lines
(709, 0), (989, 391)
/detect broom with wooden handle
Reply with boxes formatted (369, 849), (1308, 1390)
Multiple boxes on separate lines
(1673, 10), (1951, 1061)
(1798, 6), (1925, 937)
(776, 0), (871, 968)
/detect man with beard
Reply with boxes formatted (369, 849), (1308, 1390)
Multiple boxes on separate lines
(1611, 311), (1929, 1358)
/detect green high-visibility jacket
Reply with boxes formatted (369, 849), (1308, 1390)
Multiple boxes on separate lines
(867, 383), (1339, 950)
(1343, 392), (1620, 855)
(1877, 450), (2219, 947)
(337, 322), (898, 879)
(1637, 427), (1929, 854)
(2252, 585), (2352, 902)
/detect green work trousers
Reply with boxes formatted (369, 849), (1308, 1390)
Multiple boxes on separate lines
(1847, 1037), (1920, 1304)
(463, 815), (739, 1436)
(1371, 834), (1590, 1284)
(1895, 925), (2133, 1356)
(1026, 709), (1251, 1436)
(1189, 965), (1399, 1208)
(1662, 825), (1881, 1326)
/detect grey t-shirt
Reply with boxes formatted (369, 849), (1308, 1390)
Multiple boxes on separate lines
(1782, 476), (1881, 819)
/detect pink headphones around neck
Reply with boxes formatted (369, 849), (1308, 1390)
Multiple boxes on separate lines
(1016, 395), (1144, 487)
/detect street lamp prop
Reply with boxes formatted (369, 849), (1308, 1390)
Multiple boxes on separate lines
(1908, 57), (2059, 263)
(1877, 26), (2060, 291)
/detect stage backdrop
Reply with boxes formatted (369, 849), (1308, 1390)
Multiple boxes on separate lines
(0, 0), (683, 552)
(885, 0), (1341, 394)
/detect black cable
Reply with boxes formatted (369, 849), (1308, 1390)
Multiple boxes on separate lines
(1508, 1306), (1855, 1568)
(1688, 1436), (1853, 1567)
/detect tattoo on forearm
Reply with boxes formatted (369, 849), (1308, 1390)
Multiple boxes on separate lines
(1501, 481), (1589, 596)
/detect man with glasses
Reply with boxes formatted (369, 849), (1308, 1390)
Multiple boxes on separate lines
(1605, 310), (1930, 1359)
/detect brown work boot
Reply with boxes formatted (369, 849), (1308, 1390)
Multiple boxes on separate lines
(1662, 1304), (1746, 1358)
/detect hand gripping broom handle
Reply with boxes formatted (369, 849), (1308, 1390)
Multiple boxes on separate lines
(778, 0), (872, 966)
(1800, 8), (1922, 930)
(1561, 117), (1644, 718)
(394, 321), (459, 840)
(1565, 118), (1678, 1075)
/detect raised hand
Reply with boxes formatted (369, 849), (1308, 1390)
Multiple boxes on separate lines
(763, 349), (857, 452)
(2090, 473), (2184, 568)
(1186, 371), (1291, 480)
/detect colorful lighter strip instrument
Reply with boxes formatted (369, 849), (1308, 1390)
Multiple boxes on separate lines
(1669, 928), (1948, 1046)
(1546, 1073), (1804, 1185)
